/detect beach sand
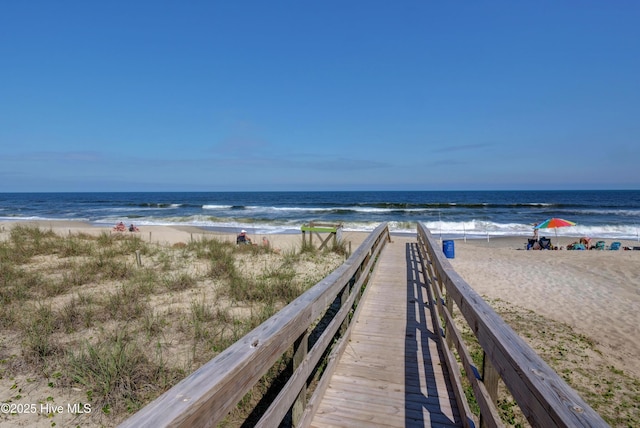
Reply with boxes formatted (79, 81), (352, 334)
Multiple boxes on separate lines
(1, 221), (639, 425)
(0, 220), (370, 255)
(446, 236), (640, 381)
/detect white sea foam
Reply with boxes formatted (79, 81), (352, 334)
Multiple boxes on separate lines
(260, 206), (435, 214)
(578, 208), (640, 217)
(4, 214), (638, 241)
(266, 206), (335, 212)
(202, 205), (234, 210)
(92, 213), (640, 239)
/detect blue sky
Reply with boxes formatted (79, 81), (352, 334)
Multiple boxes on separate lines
(1, 1), (639, 192)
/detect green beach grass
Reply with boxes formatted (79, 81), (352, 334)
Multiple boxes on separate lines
(0, 225), (345, 426)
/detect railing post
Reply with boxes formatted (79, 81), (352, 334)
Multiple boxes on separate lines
(445, 293), (454, 349)
(480, 352), (499, 428)
(437, 271), (454, 349)
(348, 274), (360, 309)
(292, 330), (310, 426)
(339, 285), (349, 336)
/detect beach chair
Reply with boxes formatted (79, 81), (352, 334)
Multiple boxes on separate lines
(594, 241), (606, 250)
(608, 241), (621, 250)
(539, 237), (552, 250)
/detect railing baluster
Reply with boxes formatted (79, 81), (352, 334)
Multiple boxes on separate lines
(339, 285), (349, 336)
(480, 354), (499, 428)
(292, 330), (309, 426)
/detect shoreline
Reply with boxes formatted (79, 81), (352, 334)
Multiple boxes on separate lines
(3, 218), (639, 245)
(2, 215), (640, 242)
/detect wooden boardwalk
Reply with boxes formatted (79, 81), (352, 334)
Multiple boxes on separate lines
(310, 237), (463, 428)
(119, 224), (608, 428)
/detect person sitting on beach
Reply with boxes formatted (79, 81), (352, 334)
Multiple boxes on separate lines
(129, 224), (139, 232)
(261, 236), (281, 253)
(568, 241), (586, 250)
(236, 230), (251, 245)
(113, 222), (126, 232)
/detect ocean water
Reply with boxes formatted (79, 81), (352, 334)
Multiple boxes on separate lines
(1, 190), (639, 240)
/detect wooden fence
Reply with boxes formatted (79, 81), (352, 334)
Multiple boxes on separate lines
(416, 223), (609, 427)
(119, 223), (390, 428)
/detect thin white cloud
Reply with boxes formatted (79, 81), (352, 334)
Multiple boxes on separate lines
(432, 143), (494, 154)
(5, 151), (105, 162)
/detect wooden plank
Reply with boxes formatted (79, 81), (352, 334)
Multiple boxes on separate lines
(311, 411), (400, 428)
(297, 228), (391, 428)
(320, 376), (458, 412)
(316, 394), (460, 426)
(309, 238), (463, 427)
(314, 389), (460, 427)
(301, 226), (339, 233)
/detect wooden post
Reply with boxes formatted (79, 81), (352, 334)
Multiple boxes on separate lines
(291, 331), (309, 426)
(135, 250), (142, 267)
(444, 279), (454, 349)
(339, 285), (349, 336)
(480, 353), (499, 428)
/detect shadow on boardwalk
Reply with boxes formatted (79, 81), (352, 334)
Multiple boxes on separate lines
(404, 242), (462, 427)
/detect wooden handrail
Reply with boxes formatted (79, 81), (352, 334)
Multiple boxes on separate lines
(416, 223), (609, 428)
(119, 223), (390, 428)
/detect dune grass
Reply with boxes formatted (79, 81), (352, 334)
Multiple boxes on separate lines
(0, 225), (345, 426)
(452, 298), (639, 427)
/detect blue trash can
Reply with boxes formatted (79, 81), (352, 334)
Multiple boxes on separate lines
(443, 240), (455, 259)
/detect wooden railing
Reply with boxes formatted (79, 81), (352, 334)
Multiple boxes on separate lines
(119, 223), (390, 428)
(416, 223), (609, 428)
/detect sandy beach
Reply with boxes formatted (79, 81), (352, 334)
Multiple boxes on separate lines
(1, 220), (639, 426)
(0, 220), (370, 255)
(446, 235), (640, 381)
